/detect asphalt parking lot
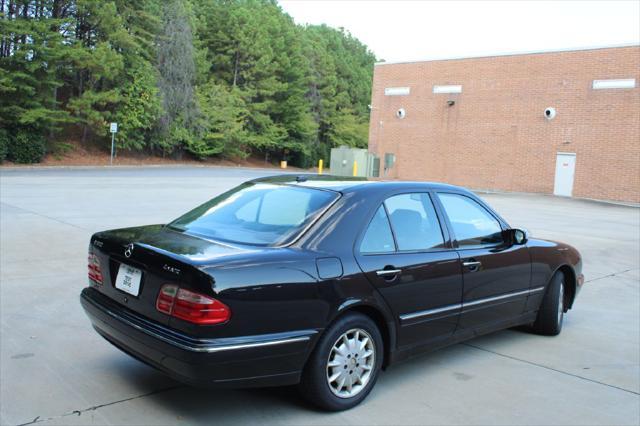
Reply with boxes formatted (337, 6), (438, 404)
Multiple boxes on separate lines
(1, 166), (639, 426)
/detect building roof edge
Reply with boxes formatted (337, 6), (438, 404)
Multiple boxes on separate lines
(374, 43), (640, 66)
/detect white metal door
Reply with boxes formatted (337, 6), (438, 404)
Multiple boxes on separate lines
(553, 153), (576, 197)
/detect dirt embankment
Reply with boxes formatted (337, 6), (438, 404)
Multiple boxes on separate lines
(1, 140), (307, 170)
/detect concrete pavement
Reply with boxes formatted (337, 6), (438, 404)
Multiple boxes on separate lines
(1, 166), (638, 425)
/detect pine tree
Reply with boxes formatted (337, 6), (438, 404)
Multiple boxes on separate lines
(0, 0), (72, 134)
(302, 24), (375, 154)
(0, 0), (377, 165)
(155, 0), (198, 155)
(188, 80), (248, 158)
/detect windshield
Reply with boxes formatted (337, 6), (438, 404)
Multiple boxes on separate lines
(168, 183), (339, 246)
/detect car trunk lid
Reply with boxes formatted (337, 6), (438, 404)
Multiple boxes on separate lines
(88, 224), (250, 326)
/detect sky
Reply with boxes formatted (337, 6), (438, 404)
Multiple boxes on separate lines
(279, 0), (640, 63)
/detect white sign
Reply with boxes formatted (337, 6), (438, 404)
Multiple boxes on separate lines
(110, 122), (118, 133)
(384, 87), (410, 96)
(592, 79), (636, 90)
(433, 85), (462, 94)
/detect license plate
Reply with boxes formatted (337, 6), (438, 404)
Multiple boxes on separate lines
(115, 264), (142, 296)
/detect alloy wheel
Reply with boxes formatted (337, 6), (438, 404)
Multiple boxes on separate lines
(326, 328), (376, 398)
(558, 281), (565, 325)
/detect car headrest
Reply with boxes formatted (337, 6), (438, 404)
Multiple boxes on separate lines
(390, 209), (422, 229)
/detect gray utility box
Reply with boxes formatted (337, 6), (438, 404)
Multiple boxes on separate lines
(329, 146), (379, 177)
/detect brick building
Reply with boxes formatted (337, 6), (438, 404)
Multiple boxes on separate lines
(367, 45), (640, 203)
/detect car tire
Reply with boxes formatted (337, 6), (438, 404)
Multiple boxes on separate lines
(532, 271), (565, 336)
(298, 312), (383, 411)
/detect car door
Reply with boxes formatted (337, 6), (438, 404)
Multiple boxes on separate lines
(355, 192), (463, 349)
(435, 192), (531, 331)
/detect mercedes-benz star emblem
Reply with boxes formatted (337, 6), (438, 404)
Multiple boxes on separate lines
(124, 243), (134, 258)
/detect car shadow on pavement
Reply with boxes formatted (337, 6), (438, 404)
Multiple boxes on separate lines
(127, 382), (336, 423)
(100, 357), (331, 421)
(101, 329), (531, 423)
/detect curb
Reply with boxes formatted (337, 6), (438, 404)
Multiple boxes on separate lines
(0, 164), (304, 173)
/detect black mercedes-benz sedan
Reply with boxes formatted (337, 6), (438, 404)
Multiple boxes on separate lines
(81, 175), (583, 410)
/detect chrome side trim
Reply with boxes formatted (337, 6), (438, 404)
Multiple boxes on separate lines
(189, 336), (311, 353)
(464, 288), (531, 308)
(399, 286), (545, 322)
(400, 303), (462, 321)
(83, 293), (314, 353)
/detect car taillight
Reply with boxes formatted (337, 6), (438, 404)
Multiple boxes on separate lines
(88, 253), (103, 285)
(156, 284), (178, 314)
(156, 284), (231, 325)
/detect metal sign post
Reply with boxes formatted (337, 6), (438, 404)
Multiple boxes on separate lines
(109, 123), (118, 165)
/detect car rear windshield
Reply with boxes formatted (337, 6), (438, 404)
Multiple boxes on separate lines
(168, 183), (339, 246)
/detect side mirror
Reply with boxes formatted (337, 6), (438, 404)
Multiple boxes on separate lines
(509, 228), (529, 245)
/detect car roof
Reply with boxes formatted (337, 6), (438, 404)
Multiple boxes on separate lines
(249, 174), (468, 193)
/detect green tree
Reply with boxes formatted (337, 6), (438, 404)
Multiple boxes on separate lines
(0, 0), (73, 135)
(194, 0), (321, 162)
(187, 80), (248, 159)
(112, 62), (162, 151)
(155, 0), (198, 155)
(0, 0), (376, 165)
(303, 24), (376, 153)
(67, 0), (162, 145)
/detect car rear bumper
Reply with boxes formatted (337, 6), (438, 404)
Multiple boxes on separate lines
(80, 287), (319, 388)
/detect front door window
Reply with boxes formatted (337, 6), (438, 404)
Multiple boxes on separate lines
(437, 193), (503, 248)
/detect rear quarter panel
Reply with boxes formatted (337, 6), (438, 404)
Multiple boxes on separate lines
(193, 250), (325, 337)
(194, 248), (395, 342)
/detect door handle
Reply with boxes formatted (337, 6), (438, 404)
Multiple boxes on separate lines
(376, 269), (402, 277)
(463, 260), (482, 270)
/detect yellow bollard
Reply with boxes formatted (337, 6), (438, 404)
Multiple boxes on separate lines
(280, 160), (287, 169)
(318, 159), (323, 175)
(352, 161), (358, 177)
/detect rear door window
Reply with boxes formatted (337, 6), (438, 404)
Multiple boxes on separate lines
(384, 193), (445, 251)
(360, 206), (396, 253)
